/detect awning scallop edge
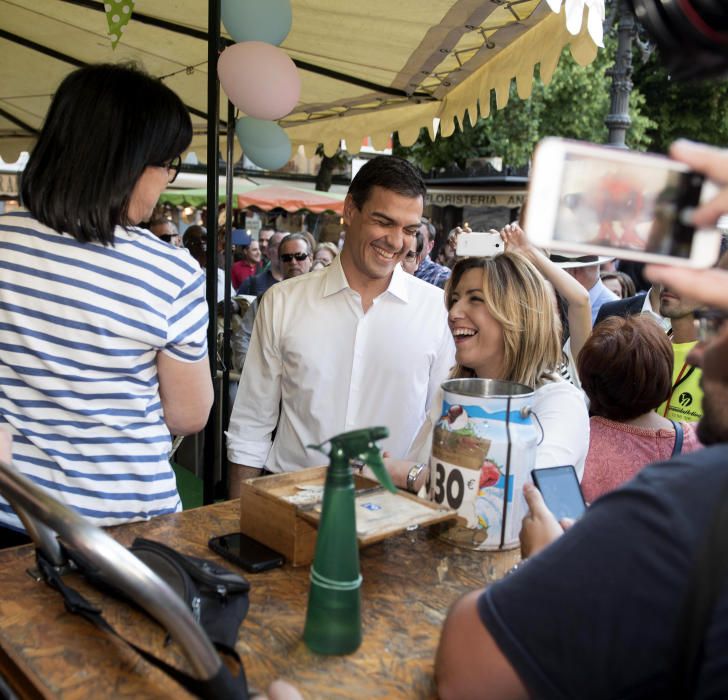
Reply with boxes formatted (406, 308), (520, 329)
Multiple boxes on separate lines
(287, 6), (601, 158)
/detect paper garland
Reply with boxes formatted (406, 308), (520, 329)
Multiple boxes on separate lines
(105, 0), (135, 49)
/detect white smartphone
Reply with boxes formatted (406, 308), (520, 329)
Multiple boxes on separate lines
(456, 231), (504, 258)
(524, 137), (722, 268)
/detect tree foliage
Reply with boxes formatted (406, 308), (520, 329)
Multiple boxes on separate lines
(395, 33), (655, 169)
(632, 48), (728, 154)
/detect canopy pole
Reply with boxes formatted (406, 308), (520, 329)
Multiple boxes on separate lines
(203, 0), (221, 506)
(221, 100), (235, 499)
(605, 0), (634, 148)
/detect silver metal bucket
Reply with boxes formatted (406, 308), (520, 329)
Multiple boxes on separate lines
(428, 378), (539, 550)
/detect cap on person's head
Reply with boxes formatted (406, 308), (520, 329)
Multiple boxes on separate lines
(550, 252), (614, 269)
(231, 229), (252, 247)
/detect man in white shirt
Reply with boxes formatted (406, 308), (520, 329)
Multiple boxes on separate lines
(226, 156), (455, 495)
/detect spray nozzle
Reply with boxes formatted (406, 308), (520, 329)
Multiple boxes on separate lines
(308, 427), (396, 493)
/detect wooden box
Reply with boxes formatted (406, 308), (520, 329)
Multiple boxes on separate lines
(239, 466), (457, 567)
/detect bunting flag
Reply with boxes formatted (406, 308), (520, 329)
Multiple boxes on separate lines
(105, 0), (135, 49)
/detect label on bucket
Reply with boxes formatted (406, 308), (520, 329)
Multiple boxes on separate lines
(429, 456), (513, 529)
(428, 399), (536, 550)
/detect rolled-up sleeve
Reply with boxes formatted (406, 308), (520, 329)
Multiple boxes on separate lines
(226, 291), (282, 467)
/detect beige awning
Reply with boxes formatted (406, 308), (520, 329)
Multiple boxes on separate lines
(0, 0), (604, 162)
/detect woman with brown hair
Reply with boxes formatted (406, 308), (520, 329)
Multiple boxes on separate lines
(578, 314), (701, 502)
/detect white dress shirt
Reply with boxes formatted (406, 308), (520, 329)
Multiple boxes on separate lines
(588, 278), (619, 325)
(226, 255), (455, 472)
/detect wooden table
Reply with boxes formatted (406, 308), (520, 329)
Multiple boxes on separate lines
(0, 500), (519, 699)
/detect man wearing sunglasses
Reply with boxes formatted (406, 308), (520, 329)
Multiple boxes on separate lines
(227, 156), (453, 494)
(278, 234), (313, 278)
(435, 140), (728, 700)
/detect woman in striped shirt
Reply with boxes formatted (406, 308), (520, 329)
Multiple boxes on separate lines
(0, 63), (213, 545)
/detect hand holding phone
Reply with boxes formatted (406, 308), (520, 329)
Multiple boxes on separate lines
(208, 532), (284, 573)
(525, 137), (722, 268)
(531, 466), (587, 522)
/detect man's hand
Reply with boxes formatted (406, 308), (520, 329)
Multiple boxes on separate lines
(228, 462), (264, 499)
(670, 140), (728, 227)
(643, 140), (728, 308)
(519, 483), (565, 559)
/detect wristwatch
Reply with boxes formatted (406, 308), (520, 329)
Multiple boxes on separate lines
(406, 463), (427, 493)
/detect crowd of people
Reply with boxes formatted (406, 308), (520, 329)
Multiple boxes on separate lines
(3, 59), (728, 698)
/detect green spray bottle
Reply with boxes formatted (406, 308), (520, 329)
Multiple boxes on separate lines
(303, 426), (396, 655)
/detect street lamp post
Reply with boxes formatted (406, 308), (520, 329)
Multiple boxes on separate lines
(605, 0), (636, 147)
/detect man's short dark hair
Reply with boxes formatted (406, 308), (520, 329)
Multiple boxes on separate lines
(347, 156), (426, 210)
(414, 230), (425, 256)
(279, 232), (312, 256)
(578, 315), (674, 421)
(21, 63), (192, 246)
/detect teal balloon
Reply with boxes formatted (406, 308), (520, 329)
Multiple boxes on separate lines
(236, 117), (292, 171)
(222, 0), (292, 46)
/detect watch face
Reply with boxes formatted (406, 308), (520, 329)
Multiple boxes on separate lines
(407, 463), (426, 492)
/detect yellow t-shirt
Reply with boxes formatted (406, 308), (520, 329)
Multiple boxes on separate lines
(658, 341), (703, 422)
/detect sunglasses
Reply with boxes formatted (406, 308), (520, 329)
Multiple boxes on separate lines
(694, 308), (728, 344)
(280, 252), (310, 263)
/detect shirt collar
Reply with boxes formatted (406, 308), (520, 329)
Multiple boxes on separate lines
(323, 251), (409, 302)
(322, 253), (350, 297)
(588, 278), (604, 302)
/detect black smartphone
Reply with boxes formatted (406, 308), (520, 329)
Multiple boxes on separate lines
(531, 466), (587, 522)
(208, 532), (284, 573)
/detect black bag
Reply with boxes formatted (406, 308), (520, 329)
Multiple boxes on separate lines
(37, 537), (251, 699)
(130, 538), (250, 650)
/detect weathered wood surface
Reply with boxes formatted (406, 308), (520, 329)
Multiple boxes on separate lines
(0, 500), (519, 699)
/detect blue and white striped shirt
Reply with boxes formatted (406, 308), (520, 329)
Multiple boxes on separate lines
(0, 210), (208, 530)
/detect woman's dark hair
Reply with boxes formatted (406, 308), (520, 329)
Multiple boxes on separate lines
(21, 63), (192, 245)
(347, 155), (426, 210)
(600, 270), (637, 299)
(578, 315), (673, 421)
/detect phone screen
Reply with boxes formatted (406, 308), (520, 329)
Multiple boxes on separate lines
(531, 466), (587, 522)
(553, 151), (703, 259)
(208, 532), (284, 573)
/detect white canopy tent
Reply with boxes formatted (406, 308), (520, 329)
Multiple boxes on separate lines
(0, 0), (604, 162)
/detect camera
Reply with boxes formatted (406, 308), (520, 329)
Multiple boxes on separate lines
(456, 232), (504, 258)
(627, 1), (728, 81)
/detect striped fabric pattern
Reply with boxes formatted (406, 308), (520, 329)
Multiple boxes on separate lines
(0, 211), (208, 529)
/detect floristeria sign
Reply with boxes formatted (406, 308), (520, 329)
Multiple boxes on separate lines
(425, 189), (526, 208)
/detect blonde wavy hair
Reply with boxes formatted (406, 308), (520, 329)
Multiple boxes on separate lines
(445, 252), (562, 388)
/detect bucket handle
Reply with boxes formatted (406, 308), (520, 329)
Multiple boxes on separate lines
(521, 407), (544, 446)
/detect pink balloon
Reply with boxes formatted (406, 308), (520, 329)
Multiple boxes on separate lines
(218, 41), (301, 121)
